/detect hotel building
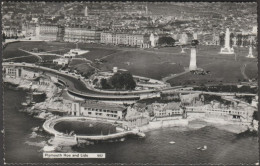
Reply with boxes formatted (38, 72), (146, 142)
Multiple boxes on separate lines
(38, 24), (58, 40)
(64, 27), (102, 43)
(100, 32), (151, 47)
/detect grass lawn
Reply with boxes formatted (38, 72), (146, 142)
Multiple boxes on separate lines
(4, 41), (258, 86)
(245, 62), (258, 80)
(69, 59), (95, 77)
(98, 49), (186, 80)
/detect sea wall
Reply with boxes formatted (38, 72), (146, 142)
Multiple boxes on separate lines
(139, 119), (189, 132)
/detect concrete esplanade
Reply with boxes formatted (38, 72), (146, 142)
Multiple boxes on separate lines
(43, 116), (145, 141)
(3, 62), (165, 102)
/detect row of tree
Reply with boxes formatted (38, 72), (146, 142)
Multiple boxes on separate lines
(157, 36), (175, 46)
(219, 34), (257, 47)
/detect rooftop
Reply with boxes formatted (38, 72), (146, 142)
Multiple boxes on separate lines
(80, 101), (126, 112)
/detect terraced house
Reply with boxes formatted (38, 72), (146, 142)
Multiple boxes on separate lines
(101, 31), (150, 47)
(64, 27), (102, 43)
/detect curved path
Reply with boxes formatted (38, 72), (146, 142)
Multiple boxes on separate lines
(2, 62), (161, 101)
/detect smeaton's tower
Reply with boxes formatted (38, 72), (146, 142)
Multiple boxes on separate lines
(220, 28), (234, 54)
(189, 46), (197, 71)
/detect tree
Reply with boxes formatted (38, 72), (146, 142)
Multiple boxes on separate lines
(253, 111), (258, 121)
(219, 33), (225, 46)
(100, 78), (111, 89)
(158, 36), (175, 46)
(237, 34), (243, 46)
(109, 72), (136, 90)
(230, 33), (234, 47)
(2, 33), (5, 42)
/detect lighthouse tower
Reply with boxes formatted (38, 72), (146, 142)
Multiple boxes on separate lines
(189, 46), (197, 71)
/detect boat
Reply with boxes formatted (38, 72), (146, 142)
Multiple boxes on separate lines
(89, 124), (93, 127)
(201, 145), (207, 150)
(169, 141), (175, 144)
(197, 145), (207, 151)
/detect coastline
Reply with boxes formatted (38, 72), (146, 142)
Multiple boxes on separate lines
(4, 76), (257, 137)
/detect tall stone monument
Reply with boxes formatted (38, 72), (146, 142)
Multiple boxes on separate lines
(150, 33), (155, 48)
(180, 47), (186, 53)
(189, 46), (197, 71)
(85, 6), (88, 17)
(246, 46), (255, 58)
(220, 28), (234, 54)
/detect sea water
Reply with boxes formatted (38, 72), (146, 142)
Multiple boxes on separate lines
(3, 86), (259, 164)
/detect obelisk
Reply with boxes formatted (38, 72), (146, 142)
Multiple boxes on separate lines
(150, 33), (155, 48)
(220, 28), (234, 54)
(247, 46), (254, 58)
(180, 47), (185, 53)
(224, 28), (230, 49)
(189, 46), (197, 71)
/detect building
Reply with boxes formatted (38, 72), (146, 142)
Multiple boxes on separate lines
(163, 102), (184, 116)
(149, 102), (183, 118)
(205, 101), (255, 123)
(64, 27), (102, 43)
(71, 101), (127, 120)
(38, 24), (58, 40)
(3, 66), (22, 78)
(53, 58), (69, 66)
(101, 32), (151, 47)
(3, 66), (40, 79)
(56, 25), (65, 42)
(125, 105), (149, 127)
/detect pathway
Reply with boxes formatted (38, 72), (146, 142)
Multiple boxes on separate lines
(3, 55), (37, 61)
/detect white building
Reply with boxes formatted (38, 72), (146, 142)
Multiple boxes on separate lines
(71, 101), (127, 120)
(53, 58), (69, 66)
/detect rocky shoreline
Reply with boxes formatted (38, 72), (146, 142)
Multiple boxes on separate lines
(4, 76), (258, 138)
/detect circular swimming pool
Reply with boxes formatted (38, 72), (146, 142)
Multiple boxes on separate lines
(53, 120), (117, 136)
